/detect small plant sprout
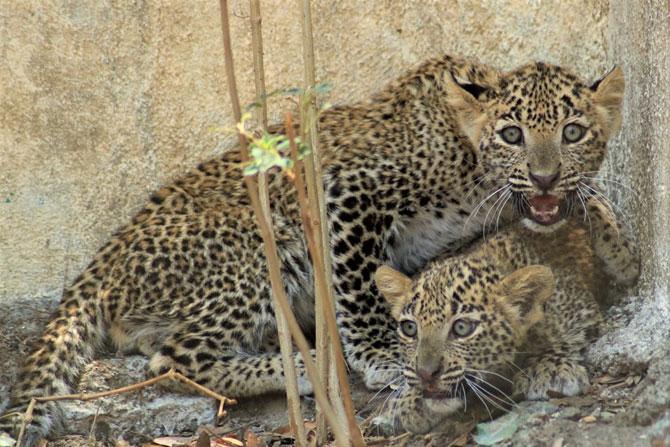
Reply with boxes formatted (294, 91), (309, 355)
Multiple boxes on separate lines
(237, 113), (310, 180)
(237, 84), (331, 180)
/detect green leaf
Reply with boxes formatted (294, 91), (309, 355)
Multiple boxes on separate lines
(0, 432), (16, 447)
(244, 100), (263, 112)
(243, 165), (260, 176)
(298, 143), (311, 158)
(312, 82), (333, 95)
(473, 412), (519, 446)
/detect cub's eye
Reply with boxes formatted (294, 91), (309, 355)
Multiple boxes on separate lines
(399, 319), (418, 338)
(499, 126), (524, 145)
(451, 319), (476, 338)
(563, 123), (586, 143)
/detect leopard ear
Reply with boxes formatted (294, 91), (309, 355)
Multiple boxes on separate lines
(591, 66), (625, 137)
(444, 72), (490, 147)
(495, 265), (555, 335)
(375, 266), (412, 319)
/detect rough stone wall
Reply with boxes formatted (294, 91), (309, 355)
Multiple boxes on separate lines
(586, 0), (670, 375)
(0, 0), (612, 304)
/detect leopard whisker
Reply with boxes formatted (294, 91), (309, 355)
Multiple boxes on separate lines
(367, 375), (405, 406)
(458, 380), (468, 413)
(467, 373), (518, 409)
(482, 185), (511, 240)
(464, 367), (513, 385)
(495, 189), (513, 235)
(466, 377), (514, 413)
(387, 383), (408, 432)
(461, 173), (489, 191)
(579, 181), (627, 217)
(463, 183), (509, 239)
(504, 359), (530, 380)
(585, 176), (637, 194)
(578, 182), (628, 238)
(464, 376), (494, 420)
(462, 173), (493, 202)
(576, 186), (593, 237)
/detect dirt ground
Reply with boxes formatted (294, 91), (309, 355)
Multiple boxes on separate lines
(1, 293), (668, 446)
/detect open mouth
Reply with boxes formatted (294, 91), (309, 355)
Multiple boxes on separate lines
(422, 389), (452, 400)
(528, 194), (562, 226)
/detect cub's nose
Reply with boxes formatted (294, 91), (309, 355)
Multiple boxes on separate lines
(418, 365), (443, 384)
(529, 171), (560, 192)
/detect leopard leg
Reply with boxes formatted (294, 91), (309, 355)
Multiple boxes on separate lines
(578, 195), (640, 285)
(324, 193), (405, 389)
(330, 247), (403, 389)
(146, 329), (313, 397)
(514, 282), (601, 399)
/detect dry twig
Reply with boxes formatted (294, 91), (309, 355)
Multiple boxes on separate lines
(248, 1), (306, 445)
(217, 1), (347, 446)
(14, 369), (236, 447)
(297, 0), (364, 445)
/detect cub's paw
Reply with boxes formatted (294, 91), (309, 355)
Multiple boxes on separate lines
(396, 393), (463, 434)
(604, 253), (640, 286)
(514, 359), (590, 400)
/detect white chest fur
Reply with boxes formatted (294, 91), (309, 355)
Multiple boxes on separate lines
(385, 206), (488, 275)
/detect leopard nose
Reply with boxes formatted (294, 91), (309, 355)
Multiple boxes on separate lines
(418, 365), (443, 383)
(529, 171), (560, 192)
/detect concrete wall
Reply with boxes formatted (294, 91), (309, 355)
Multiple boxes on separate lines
(586, 0), (670, 373)
(0, 0), (613, 304)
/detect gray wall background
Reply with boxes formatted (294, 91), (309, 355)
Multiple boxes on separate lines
(0, 1), (667, 369)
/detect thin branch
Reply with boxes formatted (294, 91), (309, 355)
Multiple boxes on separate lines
(298, 0), (365, 445)
(15, 369), (236, 447)
(14, 399), (35, 447)
(288, 115), (365, 447)
(249, 0), (268, 130)
(297, 0), (332, 444)
(249, 2), (306, 445)
(217, 2), (347, 446)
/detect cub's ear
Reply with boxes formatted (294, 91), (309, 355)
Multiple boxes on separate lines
(444, 72), (491, 148)
(495, 265), (555, 335)
(375, 265), (413, 319)
(590, 66), (625, 137)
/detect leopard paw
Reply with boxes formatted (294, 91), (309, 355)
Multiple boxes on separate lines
(514, 358), (590, 400)
(396, 394), (463, 434)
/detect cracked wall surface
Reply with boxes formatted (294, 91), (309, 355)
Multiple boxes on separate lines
(0, 0), (612, 304)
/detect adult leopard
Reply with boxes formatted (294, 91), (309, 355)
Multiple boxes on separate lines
(1, 55), (634, 444)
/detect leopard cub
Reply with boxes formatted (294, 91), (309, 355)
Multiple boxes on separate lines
(375, 218), (635, 434)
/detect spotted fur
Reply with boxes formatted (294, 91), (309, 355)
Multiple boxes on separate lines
(376, 220), (635, 434)
(2, 55), (635, 444)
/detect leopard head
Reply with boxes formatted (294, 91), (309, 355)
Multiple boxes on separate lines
(445, 62), (624, 231)
(375, 262), (554, 415)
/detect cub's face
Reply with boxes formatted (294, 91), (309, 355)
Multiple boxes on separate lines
(446, 63), (625, 232)
(375, 262), (554, 409)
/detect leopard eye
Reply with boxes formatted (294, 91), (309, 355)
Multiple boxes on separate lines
(399, 319), (418, 338)
(562, 123), (586, 143)
(451, 319), (476, 338)
(499, 126), (524, 145)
